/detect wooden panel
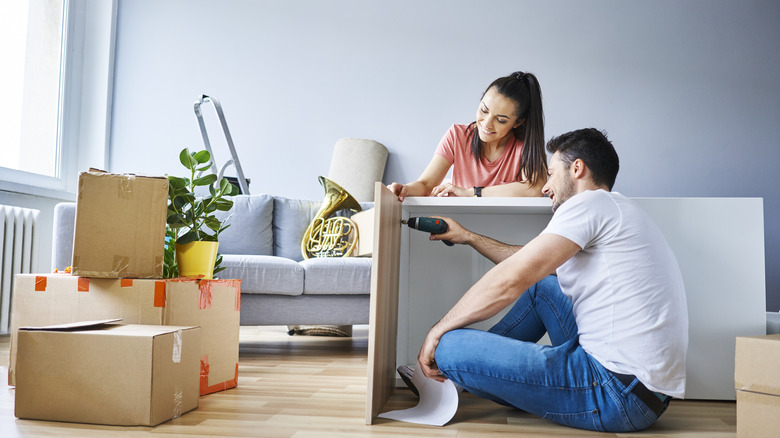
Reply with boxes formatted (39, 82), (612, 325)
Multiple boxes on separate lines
(365, 183), (402, 424)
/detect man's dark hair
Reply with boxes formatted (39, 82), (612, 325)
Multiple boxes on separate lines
(546, 128), (619, 190)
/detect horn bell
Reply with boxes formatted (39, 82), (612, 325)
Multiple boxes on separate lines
(301, 176), (362, 259)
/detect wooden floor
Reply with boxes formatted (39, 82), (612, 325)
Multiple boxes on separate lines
(0, 326), (736, 437)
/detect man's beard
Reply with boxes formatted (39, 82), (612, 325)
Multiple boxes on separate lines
(551, 178), (575, 213)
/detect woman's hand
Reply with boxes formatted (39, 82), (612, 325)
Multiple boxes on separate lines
(391, 155), (452, 200)
(431, 182), (470, 197)
(386, 182), (409, 201)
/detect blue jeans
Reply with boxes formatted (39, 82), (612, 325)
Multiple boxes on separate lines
(434, 275), (667, 432)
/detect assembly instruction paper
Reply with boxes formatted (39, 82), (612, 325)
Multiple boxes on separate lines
(378, 363), (459, 426)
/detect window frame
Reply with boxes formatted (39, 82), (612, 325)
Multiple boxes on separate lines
(0, 0), (117, 200)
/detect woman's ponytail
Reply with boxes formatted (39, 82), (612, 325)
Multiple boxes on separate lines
(517, 72), (547, 186)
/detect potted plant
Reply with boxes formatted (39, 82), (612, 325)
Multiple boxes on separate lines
(165, 147), (239, 279)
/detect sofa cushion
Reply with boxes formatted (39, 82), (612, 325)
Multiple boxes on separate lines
(220, 254), (303, 296)
(299, 257), (372, 295)
(216, 194), (274, 256)
(273, 197), (320, 262)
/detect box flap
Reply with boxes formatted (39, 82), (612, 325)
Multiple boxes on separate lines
(20, 319), (122, 331)
(83, 169), (167, 180)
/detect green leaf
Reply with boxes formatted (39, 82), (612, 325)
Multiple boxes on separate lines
(166, 213), (186, 226)
(204, 216), (222, 232)
(193, 203), (204, 217)
(214, 198), (233, 211)
(205, 203), (219, 214)
(171, 195), (189, 211)
(193, 174), (218, 186)
(213, 253), (224, 276)
(163, 226), (178, 278)
(193, 150), (211, 164)
(176, 230), (198, 245)
(179, 148), (197, 170)
(168, 176), (187, 189)
(218, 178), (231, 193)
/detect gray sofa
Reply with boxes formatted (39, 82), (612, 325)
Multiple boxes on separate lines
(51, 194), (373, 326)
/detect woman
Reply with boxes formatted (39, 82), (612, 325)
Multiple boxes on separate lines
(388, 71), (547, 200)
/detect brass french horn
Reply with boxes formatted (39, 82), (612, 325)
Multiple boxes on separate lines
(301, 176), (362, 259)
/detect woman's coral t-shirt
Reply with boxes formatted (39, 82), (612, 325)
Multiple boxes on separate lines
(434, 123), (524, 188)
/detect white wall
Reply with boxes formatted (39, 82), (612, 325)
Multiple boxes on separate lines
(108, 0), (780, 310)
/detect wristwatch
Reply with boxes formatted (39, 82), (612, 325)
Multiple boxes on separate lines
(473, 186), (484, 197)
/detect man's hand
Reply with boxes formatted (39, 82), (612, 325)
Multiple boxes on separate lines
(428, 216), (471, 245)
(417, 327), (447, 382)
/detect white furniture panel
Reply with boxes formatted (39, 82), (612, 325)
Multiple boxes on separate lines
(395, 196), (765, 400)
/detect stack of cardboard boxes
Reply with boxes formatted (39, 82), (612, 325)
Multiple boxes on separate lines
(9, 171), (241, 426)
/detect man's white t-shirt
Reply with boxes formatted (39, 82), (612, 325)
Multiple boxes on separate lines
(542, 189), (688, 398)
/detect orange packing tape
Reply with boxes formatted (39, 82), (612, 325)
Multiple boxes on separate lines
(77, 277), (89, 292)
(121, 278), (133, 287)
(154, 281), (166, 307)
(34, 276), (47, 291)
(200, 355), (238, 396)
(199, 281), (212, 310)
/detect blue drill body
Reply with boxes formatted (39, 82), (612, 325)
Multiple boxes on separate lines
(404, 217), (454, 246)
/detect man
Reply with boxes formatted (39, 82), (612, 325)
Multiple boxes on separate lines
(417, 128), (688, 432)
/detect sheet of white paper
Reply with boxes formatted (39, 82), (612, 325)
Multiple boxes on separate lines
(378, 363), (459, 426)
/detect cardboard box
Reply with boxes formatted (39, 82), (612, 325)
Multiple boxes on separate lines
(351, 208), (374, 257)
(15, 321), (200, 426)
(8, 274), (241, 396)
(736, 391), (780, 438)
(165, 278), (241, 395)
(735, 335), (780, 437)
(72, 170), (168, 278)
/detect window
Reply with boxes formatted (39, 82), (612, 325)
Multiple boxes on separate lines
(0, 0), (115, 198)
(0, 0), (64, 179)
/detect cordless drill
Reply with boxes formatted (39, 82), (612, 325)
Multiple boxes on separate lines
(402, 217), (454, 246)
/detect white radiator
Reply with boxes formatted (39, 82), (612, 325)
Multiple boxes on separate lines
(0, 205), (39, 334)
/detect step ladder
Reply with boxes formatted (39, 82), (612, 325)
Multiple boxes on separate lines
(193, 95), (250, 195)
